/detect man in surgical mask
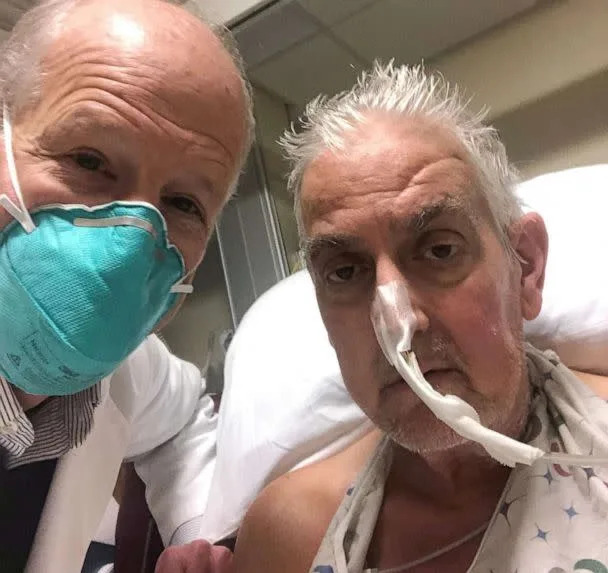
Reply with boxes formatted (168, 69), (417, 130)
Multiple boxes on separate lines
(0, 0), (252, 571)
(233, 63), (608, 573)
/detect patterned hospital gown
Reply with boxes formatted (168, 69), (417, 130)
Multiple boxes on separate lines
(310, 346), (608, 573)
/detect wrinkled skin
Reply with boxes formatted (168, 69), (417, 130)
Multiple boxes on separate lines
(0, 0), (247, 317)
(0, 0), (248, 409)
(301, 114), (547, 454)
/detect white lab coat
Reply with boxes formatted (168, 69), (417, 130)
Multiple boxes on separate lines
(24, 334), (217, 573)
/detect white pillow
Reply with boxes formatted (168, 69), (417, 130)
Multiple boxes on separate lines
(199, 164), (608, 542)
(521, 165), (608, 375)
(198, 270), (373, 542)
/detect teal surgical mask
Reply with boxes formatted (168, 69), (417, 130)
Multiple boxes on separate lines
(0, 107), (193, 396)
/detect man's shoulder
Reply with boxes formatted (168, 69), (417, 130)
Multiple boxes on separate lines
(243, 429), (381, 533)
(583, 372), (608, 399)
(258, 459), (347, 525)
(572, 370), (608, 399)
(233, 430), (381, 572)
(234, 462), (347, 570)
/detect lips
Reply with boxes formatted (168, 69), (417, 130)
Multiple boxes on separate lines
(423, 368), (459, 385)
(383, 367), (459, 390)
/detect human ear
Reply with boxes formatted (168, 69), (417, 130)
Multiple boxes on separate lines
(509, 212), (549, 320)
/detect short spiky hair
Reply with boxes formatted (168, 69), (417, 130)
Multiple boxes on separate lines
(280, 61), (522, 243)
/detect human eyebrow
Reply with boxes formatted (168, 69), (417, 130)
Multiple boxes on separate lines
(391, 197), (470, 235)
(302, 234), (364, 262)
(38, 112), (134, 156)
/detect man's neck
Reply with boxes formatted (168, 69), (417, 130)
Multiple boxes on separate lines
(12, 387), (48, 411)
(369, 432), (516, 571)
(388, 380), (530, 501)
(389, 441), (511, 502)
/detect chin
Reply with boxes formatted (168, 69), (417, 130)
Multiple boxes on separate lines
(385, 411), (470, 454)
(378, 397), (505, 455)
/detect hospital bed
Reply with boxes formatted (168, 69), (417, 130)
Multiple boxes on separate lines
(200, 164), (608, 544)
(108, 164), (608, 570)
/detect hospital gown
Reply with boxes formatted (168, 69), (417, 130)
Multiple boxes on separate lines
(310, 346), (608, 573)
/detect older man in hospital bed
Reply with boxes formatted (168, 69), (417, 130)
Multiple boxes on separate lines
(200, 154), (608, 569)
(200, 80), (607, 571)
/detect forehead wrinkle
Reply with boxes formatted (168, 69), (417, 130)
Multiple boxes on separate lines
(96, 72), (237, 163)
(42, 81), (234, 171)
(305, 148), (474, 211)
(39, 102), (139, 142)
(101, 66), (236, 157)
(40, 33), (238, 164)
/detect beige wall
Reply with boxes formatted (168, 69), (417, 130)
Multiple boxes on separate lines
(252, 0), (608, 270)
(254, 86), (303, 272)
(429, 0), (608, 179)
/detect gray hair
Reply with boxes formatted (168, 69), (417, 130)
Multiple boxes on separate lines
(0, 0), (255, 166)
(280, 61), (522, 245)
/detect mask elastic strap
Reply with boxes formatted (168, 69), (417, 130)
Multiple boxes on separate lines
(170, 269), (194, 294)
(171, 282), (194, 294)
(1, 105), (35, 233)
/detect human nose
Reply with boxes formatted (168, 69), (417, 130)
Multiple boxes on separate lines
(120, 176), (163, 209)
(373, 258), (430, 340)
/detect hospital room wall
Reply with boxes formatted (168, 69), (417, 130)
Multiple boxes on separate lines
(254, 86), (303, 273)
(432, 0), (608, 180)
(161, 235), (233, 394)
(253, 0), (608, 273)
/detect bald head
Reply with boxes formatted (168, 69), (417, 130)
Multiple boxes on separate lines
(0, 0), (254, 163)
(0, 0), (254, 320)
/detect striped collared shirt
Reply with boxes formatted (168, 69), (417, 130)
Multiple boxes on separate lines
(0, 375), (101, 470)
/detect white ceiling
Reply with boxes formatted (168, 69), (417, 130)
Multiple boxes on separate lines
(0, 0), (542, 109)
(236, 0), (542, 105)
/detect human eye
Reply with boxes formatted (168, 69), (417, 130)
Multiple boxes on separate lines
(323, 258), (372, 288)
(327, 263), (361, 284)
(165, 196), (200, 216)
(415, 229), (466, 265)
(422, 241), (462, 262)
(411, 229), (474, 286)
(69, 149), (108, 172)
(162, 194), (204, 221)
